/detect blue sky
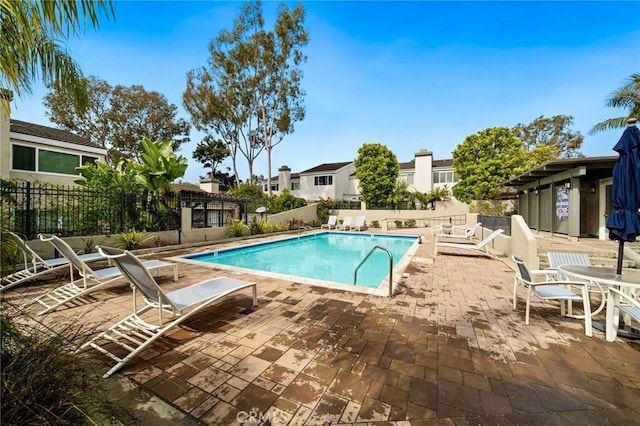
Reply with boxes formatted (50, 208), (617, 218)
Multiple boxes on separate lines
(10, 1), (640, 184)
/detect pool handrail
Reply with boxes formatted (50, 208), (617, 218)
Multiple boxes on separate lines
(354, 245), (393, 297)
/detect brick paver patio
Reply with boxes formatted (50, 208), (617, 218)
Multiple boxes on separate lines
(6, 230), (640, 425)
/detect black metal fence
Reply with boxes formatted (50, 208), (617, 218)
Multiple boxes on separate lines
(0, 181), (249, 240)
(478, 214), (512, 236)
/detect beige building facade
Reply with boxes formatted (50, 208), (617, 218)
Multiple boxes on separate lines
(1, 91), (107, 186)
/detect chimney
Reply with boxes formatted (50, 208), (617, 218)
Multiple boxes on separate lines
(279, 165), (291, 192)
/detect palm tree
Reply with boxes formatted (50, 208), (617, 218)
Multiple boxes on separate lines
(590, 73), (640, 134)
(0, 1), (114, 108)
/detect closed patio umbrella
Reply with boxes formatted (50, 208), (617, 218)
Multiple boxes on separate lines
(606, 118), (640, 274)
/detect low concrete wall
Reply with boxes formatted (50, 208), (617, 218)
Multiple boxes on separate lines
(257, 204), (319, 227)
(506, 215), (539, 269)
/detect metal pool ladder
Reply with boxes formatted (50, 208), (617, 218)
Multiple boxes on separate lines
(354, 245), (393, 297)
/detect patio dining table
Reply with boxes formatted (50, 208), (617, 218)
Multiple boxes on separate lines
(558, 264), (640, 339)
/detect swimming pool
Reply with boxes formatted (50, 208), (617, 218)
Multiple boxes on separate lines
(174, 232), (420, 295)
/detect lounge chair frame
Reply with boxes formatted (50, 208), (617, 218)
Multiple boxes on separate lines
(0, 232), (104, 293)
(435, 222), (482, 240)
(25, 234), (177, 315)
(83, 246), (257, 378)
(434, 229), (504, 257)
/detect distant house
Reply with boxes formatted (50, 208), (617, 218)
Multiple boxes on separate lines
(267, 161), (356, 200)
(0, 90), (107, 186)
(267, 148), (458, 201)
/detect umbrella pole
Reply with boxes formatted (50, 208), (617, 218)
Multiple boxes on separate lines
(617, 240), (625, 275)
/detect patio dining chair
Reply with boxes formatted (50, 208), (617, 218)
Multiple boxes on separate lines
(0, 232), (104, 293)
(546, 251), (606, 317)
(83, 246), (257, 378)
(25, 234), (178, 315)
(512, 256), (592, 337)
(605, 287), (640, 342)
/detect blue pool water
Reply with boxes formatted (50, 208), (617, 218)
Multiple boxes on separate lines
(183, 232), (419, 288)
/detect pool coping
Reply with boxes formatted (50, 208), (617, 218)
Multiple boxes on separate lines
(168, 230), (421, 297)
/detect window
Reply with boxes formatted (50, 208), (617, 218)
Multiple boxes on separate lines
(433, 171), (457, 184)
(270, 184), (279, 191)
(39, 150), (79, 175)
(82, 155), (98, 165)
(291, 182), (300, 190)
(12, 144), (89, 176)
(399, 173), (414, 185)
(314, 175), (333, 186)
(12, 145), (36, 171)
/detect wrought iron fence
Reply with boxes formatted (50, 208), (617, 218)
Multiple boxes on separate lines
(1, 181), (180, 239)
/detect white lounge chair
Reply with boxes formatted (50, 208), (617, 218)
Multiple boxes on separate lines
(434, 229), (504, 257)
(606, 287), (640, 342)
(0, 232), (104, 293)
(436, 222), (482, 240)
(353, 216), (366, 231)
(512, 256), (592, 337)
(25, 234), (178, 315)
(337, 216), (352, 231)
(83, 246), (257, 378)
(321, 215), (337, 230)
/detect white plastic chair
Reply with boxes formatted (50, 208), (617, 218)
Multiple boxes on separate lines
(82, 246), (257, 378)
(512, 256), (592, 337)
(605, 287), (640, 342)
(25, 234), (178, 315)
(353, 216), (366, 231)
(321, 215), (337, 230)
(337, 216), (352, 231)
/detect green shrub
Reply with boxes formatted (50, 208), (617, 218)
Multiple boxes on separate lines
(370, 220), (380, 228)
(227, 220), (247, 238)
(251, 218), (270, 235)
(117, 230), (151, 250)
(394, 220), (403, 228)
(1, 304), (127, 424)
(80, 236), (97, 254)
(404, 219), (416, 228)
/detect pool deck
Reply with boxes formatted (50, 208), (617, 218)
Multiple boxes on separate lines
(5, 229), (640, 425)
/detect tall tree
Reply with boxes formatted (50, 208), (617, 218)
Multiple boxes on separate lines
(108, 84), (190, 161)
(183, 1), (308, 188)
(513, 115), (584, 159)
(452, 127), (525, 203)
(45, 76), (190, 163)
(44, 75), (112, 147)
(0, 0), (114, 109)
(590, 73), (640, 134)
(192, 135), (230, 179)
(256, 2), (308, 196)
(355, 143), (399, 207)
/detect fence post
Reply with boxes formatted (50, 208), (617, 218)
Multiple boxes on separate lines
(25, 181), (32, 240)
(119, 190), (125, 232)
